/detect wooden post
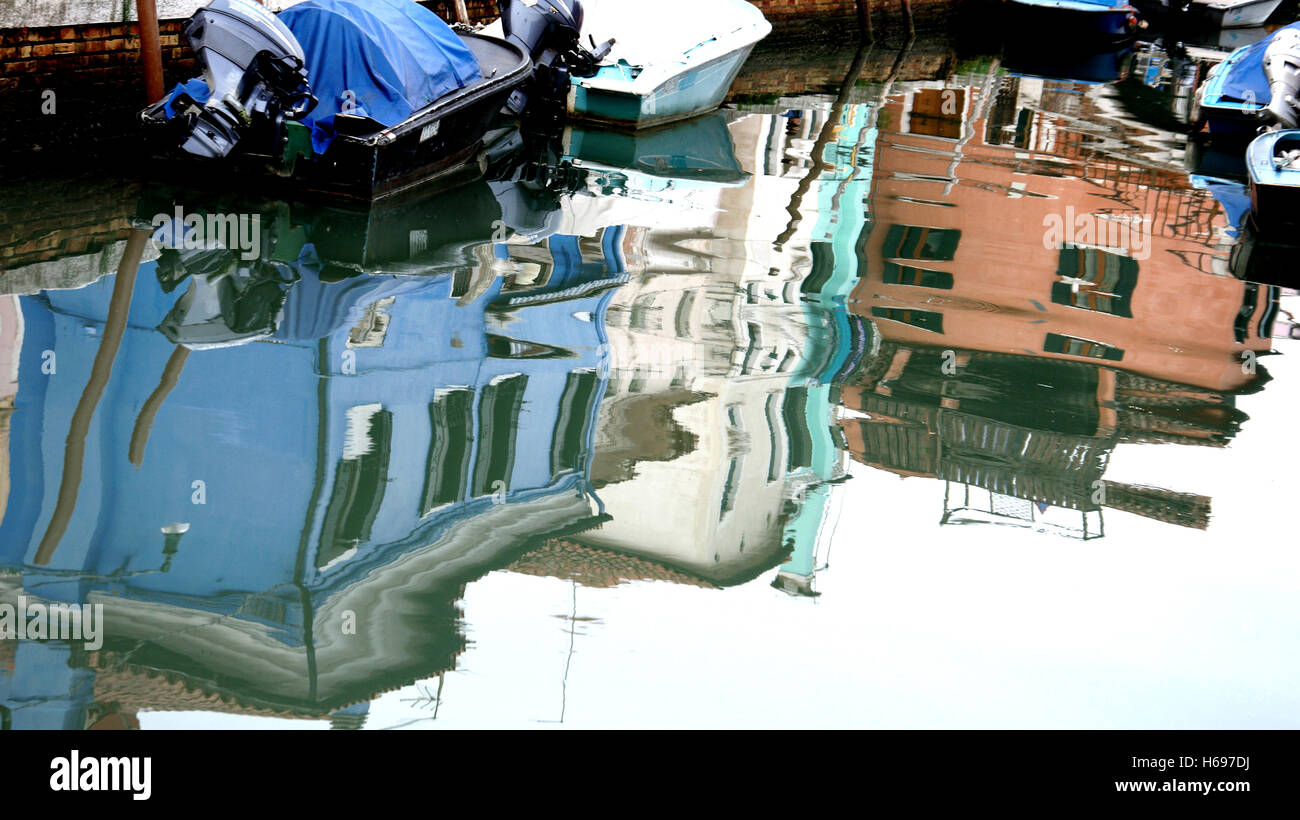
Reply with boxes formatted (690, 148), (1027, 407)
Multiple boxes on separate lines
(137, 0), (166, 104)
(454, 0), (471, 24)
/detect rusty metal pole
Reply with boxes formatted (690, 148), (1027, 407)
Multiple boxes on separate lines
(137, 0), (166, 104)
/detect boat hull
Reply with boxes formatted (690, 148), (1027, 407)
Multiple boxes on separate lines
(568, 44), (755, 129)
(1004, 1), (1136, 44)
(149, 33), (530, 204)
(1192, 0), (1283, 28)
(1247, 129), (1300, 232)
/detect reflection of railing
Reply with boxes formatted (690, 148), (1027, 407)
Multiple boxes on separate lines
(941, 483), (1105, 541)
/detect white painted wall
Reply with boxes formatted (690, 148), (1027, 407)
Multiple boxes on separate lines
(0, 0), (307, 30)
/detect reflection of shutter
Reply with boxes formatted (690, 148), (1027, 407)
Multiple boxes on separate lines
(765, 393), (783, 482)
(317, 406), (392, 568)
(883, 262), (953, 289)
(783, 387), (813, 471)
(550, 370), (600, 479)
(1053, 248), (1138, 318)
(801, 242), (835, 295)
(882, 225), (960, 261)
(472, 375), (528, 497)
(421, 388), (474, 514)
(871, 306), (945, 334)
(1044, 332), (1124, 362)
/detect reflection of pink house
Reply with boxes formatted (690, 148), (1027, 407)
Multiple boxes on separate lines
(854, 79), (1274, 393)
(0, 295), (20, 529)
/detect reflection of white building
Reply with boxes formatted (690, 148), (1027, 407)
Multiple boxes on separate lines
(572, 112), (856, 584)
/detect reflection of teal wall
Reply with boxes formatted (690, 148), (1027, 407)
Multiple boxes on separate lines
(777, 105), (876, 583)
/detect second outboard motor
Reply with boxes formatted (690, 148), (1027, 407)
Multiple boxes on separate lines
(1264, 27), (1300, 129)
(498, 0), (613, 118)
(143, 0), (316, 159)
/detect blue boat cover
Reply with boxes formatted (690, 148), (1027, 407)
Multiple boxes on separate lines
(1014, 0), (1129, 7)
(1193, 177), (1251, 237)
(1218, 22), (1300, 103)
(163, 0), (481, 154)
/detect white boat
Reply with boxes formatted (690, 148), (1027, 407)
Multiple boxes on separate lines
(1191, 0), (1284, 29)
(569, 0), (772, 128)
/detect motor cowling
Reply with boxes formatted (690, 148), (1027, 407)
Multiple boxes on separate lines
(147, 0), (316, 159)
(1264, 27), (1300, 129)
(498, 0), (613, 118)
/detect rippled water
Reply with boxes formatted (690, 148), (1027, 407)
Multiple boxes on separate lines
(2, 32), (1299, 729)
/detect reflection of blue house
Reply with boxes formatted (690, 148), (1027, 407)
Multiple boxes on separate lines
(0, 239), (617, 726)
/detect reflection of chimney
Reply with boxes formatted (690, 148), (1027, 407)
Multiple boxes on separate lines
(1100, 482), (1211, 531)
(771, 572), (820, 598)
(329, 708), (369, 730)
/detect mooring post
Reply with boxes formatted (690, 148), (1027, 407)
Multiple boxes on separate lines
(137, 0), (166, 103)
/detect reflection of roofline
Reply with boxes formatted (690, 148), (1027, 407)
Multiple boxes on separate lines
(505, 538), (720, 590)
(77, 507), (613, 718)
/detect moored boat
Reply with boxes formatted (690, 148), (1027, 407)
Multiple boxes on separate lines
(142, 0), (531, 202)
(566, 0), (772, 128)
(1246, 128), (1300, 231)
(1189, 0), (1284, 29)
(1003, 0), (1139, 46)
(1189, 25), (1297, 137)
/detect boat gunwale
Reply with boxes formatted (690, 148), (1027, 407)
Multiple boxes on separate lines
(338, 32), (531, 149)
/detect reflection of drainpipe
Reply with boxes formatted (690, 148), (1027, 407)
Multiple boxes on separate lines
(35, 229), (148, 565)
(129, 345), (192, 467)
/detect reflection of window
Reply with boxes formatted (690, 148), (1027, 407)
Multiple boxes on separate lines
(1044, 332), (1124, 361)
(882, 225), (960, 261)
(907, 88), (966, 139)
(871, 306), (944, 334)
(1051, 248), (1138, 317)
(472, 374), (528, 497)
(882, 262), (954, 289)
(421, 388), (474, 514)
(802, 242), (835, 295)
(783, 387), (812, 472)
(347, 297), (394, 348)
(551, 370), (600, 479)
(318, 404), (392, 568)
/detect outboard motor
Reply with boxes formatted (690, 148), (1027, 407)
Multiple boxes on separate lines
(142, 0), (316, 159)
(498, 0), (613, 118)
(1264, 27), (1300, 129)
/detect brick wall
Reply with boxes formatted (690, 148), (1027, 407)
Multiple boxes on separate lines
(0, 20), (195, 93)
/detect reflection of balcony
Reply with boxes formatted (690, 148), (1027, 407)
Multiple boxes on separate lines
(941, 484), (1104, 541)
(841, 340), (1239, 534)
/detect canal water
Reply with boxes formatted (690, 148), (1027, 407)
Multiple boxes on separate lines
(1, 29), (1298, 729)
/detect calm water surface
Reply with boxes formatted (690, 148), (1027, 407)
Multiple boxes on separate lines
(1, 33), (1298, 729)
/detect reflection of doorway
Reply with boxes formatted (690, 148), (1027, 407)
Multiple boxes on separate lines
(904, 88), (966, 139)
